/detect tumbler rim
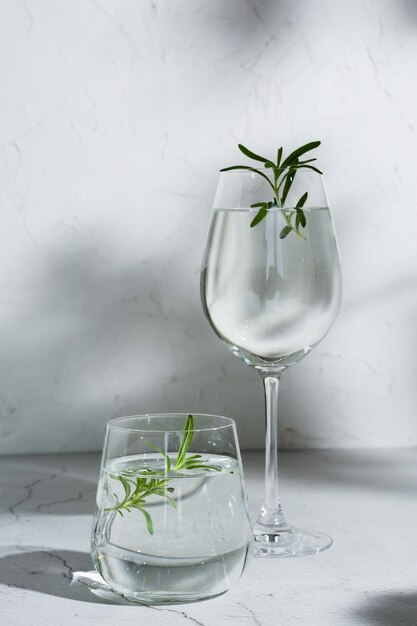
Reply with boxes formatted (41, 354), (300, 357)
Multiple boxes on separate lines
(107, 413), (236, 434)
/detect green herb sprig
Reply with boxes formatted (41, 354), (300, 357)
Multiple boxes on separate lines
(105, 471), (176, 535)
(105, 415), (219, 535)
(220, 141), (322, 239)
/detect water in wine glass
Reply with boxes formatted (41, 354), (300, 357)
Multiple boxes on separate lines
(202, 207), (341, 371)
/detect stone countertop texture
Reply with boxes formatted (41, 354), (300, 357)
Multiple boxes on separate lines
(1, 449), (417, 625)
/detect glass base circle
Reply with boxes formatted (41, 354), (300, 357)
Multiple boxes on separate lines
(73, 570), (228, 605)
(120, 590), (227, 605)
(253, 526), (333, 558)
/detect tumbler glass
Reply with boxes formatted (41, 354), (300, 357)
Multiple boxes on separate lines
(91, 413), (253, 604)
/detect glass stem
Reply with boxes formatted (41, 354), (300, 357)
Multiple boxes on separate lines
(257, 374), (289, 530)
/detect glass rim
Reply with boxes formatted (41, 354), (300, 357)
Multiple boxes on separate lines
(213, 205), (328, 212)
(106, 413), (236, 434)
(219, 167), (323, 176)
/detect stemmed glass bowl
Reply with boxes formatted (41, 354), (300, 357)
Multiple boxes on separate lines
(201, 169), (342, 557)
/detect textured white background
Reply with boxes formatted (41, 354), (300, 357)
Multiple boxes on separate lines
(1, 0), (417, 454)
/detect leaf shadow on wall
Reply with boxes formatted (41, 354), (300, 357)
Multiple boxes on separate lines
(0, 231), (252, 454)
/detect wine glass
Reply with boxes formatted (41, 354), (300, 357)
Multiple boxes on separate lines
(200, 169), (342, 557)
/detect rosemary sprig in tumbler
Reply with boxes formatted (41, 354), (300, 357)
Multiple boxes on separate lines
(105, 415), (219, 534)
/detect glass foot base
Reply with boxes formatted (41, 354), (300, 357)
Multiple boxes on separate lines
(253, 526), (333, 558)
(73, 570), (227, 605)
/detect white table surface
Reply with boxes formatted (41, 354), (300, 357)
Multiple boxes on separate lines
(1, 449), (416, 626)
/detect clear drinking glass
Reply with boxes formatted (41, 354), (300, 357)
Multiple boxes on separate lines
(201, 170), (342, 557)
(91, 414), (253, 604)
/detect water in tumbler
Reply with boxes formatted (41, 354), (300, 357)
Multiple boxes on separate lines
(91, 454), (252, 603)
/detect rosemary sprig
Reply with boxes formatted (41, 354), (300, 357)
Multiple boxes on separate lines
(105, 415), (219, 534)
(220, 141), (322, 239)
(106, 471), (176, 535)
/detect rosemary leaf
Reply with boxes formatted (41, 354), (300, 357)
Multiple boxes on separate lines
(145, 441), (171, 473)
(140, 507), (154, 535)
(296, 164), (323, 175)
(295, 192), (308, 208)
(280, 225), (293, 239)
(281, 169), (296, 205)
(238, 143), (270, 163)
(280, 140), (321, 169)
(174, 414), (194, 470)
(250, 207), (268, 228)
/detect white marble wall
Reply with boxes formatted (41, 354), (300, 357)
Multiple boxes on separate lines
(1, 0), (417, 454)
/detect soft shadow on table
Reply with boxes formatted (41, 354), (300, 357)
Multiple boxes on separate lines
(353, 591), (417, 626)
(0, 548), (131, 605)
